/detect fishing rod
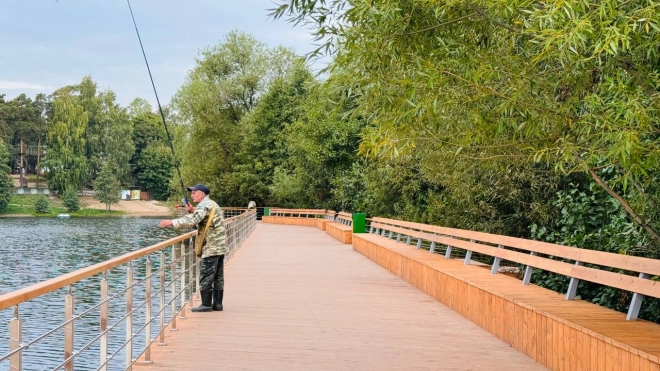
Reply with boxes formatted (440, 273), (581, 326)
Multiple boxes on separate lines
(125, 0), (188, 206)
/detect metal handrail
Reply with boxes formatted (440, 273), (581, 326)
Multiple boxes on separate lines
(0, 209), (258, 370)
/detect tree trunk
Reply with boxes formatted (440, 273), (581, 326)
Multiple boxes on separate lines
(36, 136), (41, 188)
(19, 138), (24, 187)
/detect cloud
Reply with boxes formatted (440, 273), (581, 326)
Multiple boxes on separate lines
(0, 81), (56, 91)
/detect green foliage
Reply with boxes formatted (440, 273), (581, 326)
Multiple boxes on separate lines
(130, 108), (173, 200)
(34, 195), (50, 214)
(136, 143), (174, 201)
(94, 162), (120, 211)
(268, 85), (364, 208)
(173, 30), (300, 205)
(0, 141), (12, 210)
(97, 90), (134, 184)
(61, 188), (81, 213)
(227, 60), (314, 206)
(44, 93), (88, 192)
(530, 178), (660, 322)
(272, 0), (660, 245)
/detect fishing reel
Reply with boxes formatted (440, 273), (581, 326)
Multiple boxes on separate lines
(174, 198), (190, 209)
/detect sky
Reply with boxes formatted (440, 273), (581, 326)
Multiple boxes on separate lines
(0, 0), (324, 107)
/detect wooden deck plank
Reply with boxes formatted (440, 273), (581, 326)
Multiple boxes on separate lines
(139, 223), (547, 370)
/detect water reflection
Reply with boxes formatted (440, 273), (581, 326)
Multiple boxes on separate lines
(0, 217), (184, 371)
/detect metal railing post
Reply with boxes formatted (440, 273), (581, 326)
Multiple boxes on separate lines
(170, 245), (177, 331)
(179, 241), (187, 319)
(64, 286), (74, 371)
(143, 256), (153, 364)
(188, 237), (194, 308)
(126, 263), (134, 370)
(100, 272), (109, 370)
(9, 306), (22, 371)
(158, 252), (167, 345)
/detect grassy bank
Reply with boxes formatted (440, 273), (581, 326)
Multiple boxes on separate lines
(1, 195), (125, 217)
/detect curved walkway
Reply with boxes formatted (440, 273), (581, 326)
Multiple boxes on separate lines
(140, 223), (546, 370)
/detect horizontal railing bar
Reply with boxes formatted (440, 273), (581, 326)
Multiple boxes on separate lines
(0, 231), (196, 311)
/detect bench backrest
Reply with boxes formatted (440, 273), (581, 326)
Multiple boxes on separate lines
(368, 216), (660, 320)
(335, 212), (353, 226)
(269, 208), (325, 217)
(325, 210), (337, 220)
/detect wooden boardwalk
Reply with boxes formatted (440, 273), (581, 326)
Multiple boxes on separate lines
(140, 223), (547, 370)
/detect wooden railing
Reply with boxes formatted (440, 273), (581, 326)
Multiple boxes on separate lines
(268, 208), (325, 218)
(0, 209), (257, 371)
(369, 216), (660, 321)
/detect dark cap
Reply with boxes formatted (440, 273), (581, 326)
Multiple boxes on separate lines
(187, 183), (210, 195)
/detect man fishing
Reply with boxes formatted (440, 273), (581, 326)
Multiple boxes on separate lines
(159, 183), (226, 312)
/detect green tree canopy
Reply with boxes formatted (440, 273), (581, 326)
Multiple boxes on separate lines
(94, 161), (121, 211)
(0, 140), (13, 210)
(173, 30), (300, 205)
(44, 94), (88, 192)
(273, 0), (660, 244)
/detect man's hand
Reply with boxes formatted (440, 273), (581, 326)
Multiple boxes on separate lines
(175, 202), (195, 214)
(159, 220), (173, 228)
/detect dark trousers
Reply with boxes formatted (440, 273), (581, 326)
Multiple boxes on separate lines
(199, 254), (224, 291)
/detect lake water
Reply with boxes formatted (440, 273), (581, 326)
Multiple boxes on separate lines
(0, 217), (184, 371)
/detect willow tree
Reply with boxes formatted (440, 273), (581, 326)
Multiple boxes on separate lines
(44, 94), (88, 192)
(273, 0), (660, 244)
(97, 90), (134, 184)
(0, 140), (12, 210)
(173, 30), (300, 205)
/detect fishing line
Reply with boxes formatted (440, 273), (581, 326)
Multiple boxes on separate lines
(126, 0), (188, 204)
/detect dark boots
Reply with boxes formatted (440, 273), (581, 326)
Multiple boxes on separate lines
(212, 289), (223, 311)
(191, 290), (213, 312)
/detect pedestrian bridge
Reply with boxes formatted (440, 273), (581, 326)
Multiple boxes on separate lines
(1, 209), (660, 370)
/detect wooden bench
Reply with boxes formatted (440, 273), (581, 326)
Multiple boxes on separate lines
(325, 212), (353, 244)
(315, 210), (336, 231)
(354, 216), (660, 370)
(262, 208), (325, 227)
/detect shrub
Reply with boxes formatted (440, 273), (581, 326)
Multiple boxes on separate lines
(34, 195), (51, 214)
(61, 189), (80, 212)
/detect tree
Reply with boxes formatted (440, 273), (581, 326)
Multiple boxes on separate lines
(44, 94), (88, 192)
(227, 60), (314, 206)
(127, 97), (153, 118)
(97, 90), (134, 184)
(34, 195), (50, 214)
(0, 95), (10, 142)
(61, 188), (81, 213)
(94, 162), (120, 211)
(135, 143), (174, 201)
(0, 140), (13, 210)
(130, 104), (173, 200)
(273, 0), (660, 245)
(51, 76), (102, 186)
(173, 30), (299, 205)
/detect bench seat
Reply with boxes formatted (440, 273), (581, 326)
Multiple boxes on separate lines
(353, 232), (660, 370)
(262, 215), (318, 227)
(326, 222), (352, 244)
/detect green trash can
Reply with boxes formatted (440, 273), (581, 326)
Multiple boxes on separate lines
(352, 213), (366, 233)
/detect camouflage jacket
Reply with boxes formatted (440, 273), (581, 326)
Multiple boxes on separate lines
(171, 196), (227, 258)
